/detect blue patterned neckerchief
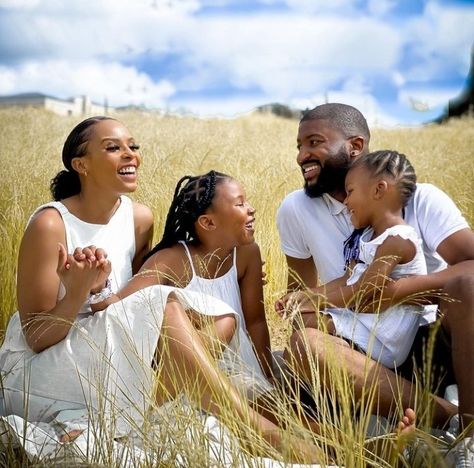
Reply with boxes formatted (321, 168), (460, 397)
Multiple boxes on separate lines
(343, 228), (366, 269)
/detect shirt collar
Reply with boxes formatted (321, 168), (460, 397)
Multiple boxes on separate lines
(322, 193), (347, 215)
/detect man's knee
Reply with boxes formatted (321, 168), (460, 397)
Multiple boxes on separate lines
(442, 274), (474, 327)
(444, 274), (474, 303)
(288, 327), (331, 361)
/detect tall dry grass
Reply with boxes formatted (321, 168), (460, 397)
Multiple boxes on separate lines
(0, 108), (472, 466)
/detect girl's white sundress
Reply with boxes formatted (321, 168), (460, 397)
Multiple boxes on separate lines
(0, 197), (240, 435)
(324, 224), (427, 369)
(180, 241), (272, 397)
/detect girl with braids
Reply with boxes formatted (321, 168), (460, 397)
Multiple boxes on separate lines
(0, 118), (317, 463)
(277, 150), (427, 369)
(94, 170), (274, 398)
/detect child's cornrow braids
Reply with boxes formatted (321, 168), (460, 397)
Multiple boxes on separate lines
(145, 170), (228, 259)
(355, 150), (417, 207)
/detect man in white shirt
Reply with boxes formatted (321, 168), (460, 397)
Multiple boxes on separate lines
(277, 103), (474, 463)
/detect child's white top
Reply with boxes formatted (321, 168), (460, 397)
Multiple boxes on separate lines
(179, 241), (271, 396)
(347, 224), (427, 285)
(325, 224), (427, 368)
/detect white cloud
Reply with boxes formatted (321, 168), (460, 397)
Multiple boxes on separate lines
(284, 0), (357, 14)
(0, 0), (472, 123)
(291, 91), (399, 127)
(403, 2), (474, 81)
(0, 1), (402, 104)
(367, 0), (396, 17)
(175, 14), (401, 98)
(392, 71), (405, 87)
(0, 2), (194, 61)
(398, 87), (460, 110)
(0, 0), (40, 8)
(0, 60), (175, 107)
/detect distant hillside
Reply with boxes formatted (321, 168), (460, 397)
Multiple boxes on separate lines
(255, 103), (301, 119)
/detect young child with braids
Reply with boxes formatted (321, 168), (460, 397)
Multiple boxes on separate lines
(95, 170), (273, 397)
(277, 150), (428, 369)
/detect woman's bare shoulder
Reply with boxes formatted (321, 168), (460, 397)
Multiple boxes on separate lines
(132, 202), (154, 227)
(25, 207), (65, 238)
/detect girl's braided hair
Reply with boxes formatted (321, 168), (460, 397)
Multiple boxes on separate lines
(145, 170), (230, 260)
(343, 150), (417, 268)
(351, 150), (417, 207)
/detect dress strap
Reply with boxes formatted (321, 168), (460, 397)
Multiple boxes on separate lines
(28, 202), (73, 253)
(179, 241), (197, 276)
(28, 201), (69, 225)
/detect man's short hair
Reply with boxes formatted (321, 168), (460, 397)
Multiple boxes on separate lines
(300, 103), (370, 142)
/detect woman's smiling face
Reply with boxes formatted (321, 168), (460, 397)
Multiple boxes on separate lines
(74, 119), (142, 195)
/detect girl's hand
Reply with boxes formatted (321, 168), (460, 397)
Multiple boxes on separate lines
(89, 259), (112, 294)
(57, 243), (111, 300)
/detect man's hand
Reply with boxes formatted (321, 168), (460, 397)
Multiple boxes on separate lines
(275, 290), (322, 320)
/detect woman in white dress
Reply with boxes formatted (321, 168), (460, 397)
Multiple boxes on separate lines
(0, 117), (317, 462)
(277, 150), (427, 369)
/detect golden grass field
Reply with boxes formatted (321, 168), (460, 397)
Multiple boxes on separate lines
(0, 108), (473, 466)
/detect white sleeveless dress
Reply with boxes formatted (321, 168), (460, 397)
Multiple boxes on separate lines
(180, 242), (272, 397)
(0, 198), (240, 436)
(323, 225), (427, 369)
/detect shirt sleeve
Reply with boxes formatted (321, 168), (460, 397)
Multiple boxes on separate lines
(414, 184), (470, 252)
(276, 193), (312, 259)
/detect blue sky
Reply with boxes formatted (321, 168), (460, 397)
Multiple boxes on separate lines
(0, 0), (473, 125)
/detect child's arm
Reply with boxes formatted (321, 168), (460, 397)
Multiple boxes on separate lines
(321, 235), (417, 311)
(238, 242), (273, 379)
(277, 235), (417, 314)
(90, 252), (174, 312)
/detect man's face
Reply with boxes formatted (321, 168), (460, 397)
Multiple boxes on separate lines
(296, 119), (352, 198)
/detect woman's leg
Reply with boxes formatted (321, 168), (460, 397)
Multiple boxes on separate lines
(155, 297), (320, 463)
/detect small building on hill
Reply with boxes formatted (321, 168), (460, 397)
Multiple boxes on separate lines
(0, 93), (109, 116)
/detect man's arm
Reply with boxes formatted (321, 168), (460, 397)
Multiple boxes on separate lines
(383, 229), (474, 304)
(286, 255), (318, 291)
(437, 228), (474, 266)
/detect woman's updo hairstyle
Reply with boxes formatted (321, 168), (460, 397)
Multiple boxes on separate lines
(50, 116), (116, 201)
(144, 170), (230, 260)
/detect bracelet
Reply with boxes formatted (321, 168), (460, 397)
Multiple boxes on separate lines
(88, 279), (114, 305)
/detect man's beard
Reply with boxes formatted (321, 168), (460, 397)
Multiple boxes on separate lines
(304, 149), (351, 198)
